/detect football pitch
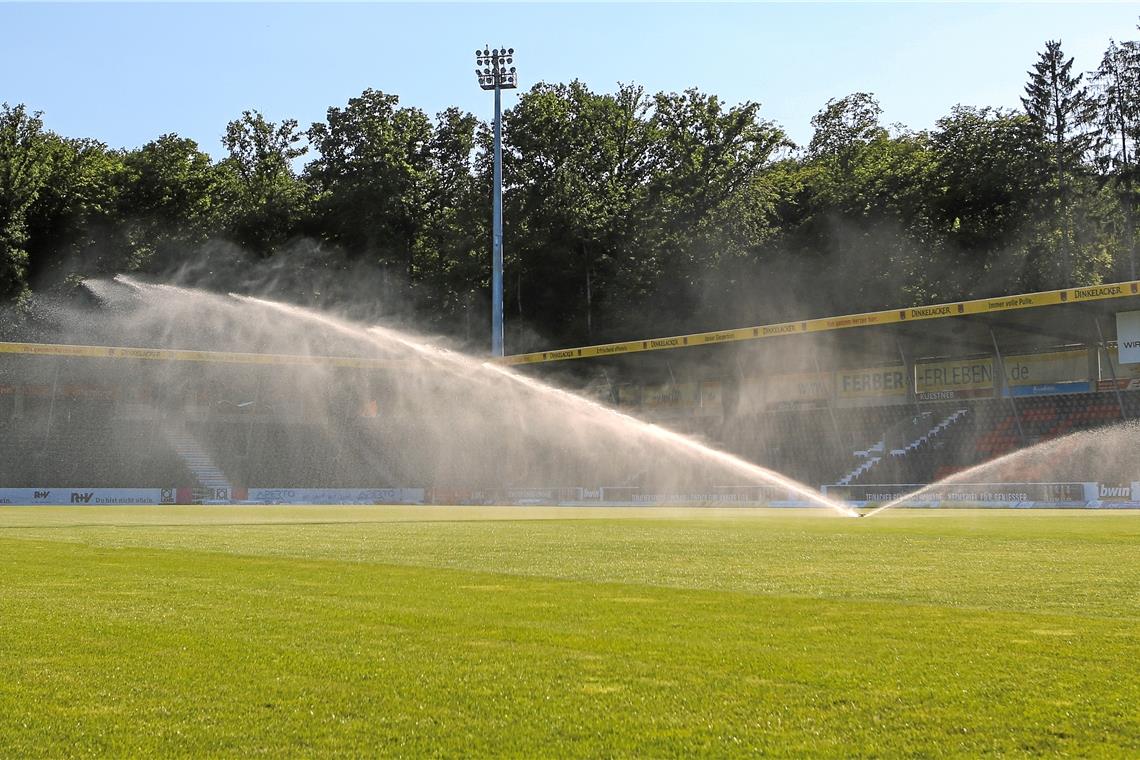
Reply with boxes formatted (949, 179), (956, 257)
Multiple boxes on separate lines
(1, 506), (1138, 757)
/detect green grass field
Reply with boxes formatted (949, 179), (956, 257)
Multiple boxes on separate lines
(1, 506), (1138, 757)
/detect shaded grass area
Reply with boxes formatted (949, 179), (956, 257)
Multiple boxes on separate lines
(1, 507), (1138, 756)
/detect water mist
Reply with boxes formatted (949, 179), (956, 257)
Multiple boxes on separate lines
(17, 277), (858, 516)
(862, 421), (1140, 517)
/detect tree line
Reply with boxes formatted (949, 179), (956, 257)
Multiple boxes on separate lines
(2, 34), (1139, 351)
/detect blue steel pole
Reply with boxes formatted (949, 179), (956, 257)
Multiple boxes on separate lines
(491, 83), (504, 357)
(476, 46), (514, 355)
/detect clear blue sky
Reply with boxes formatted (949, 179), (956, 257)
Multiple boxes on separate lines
(2, 2), (1137, 158)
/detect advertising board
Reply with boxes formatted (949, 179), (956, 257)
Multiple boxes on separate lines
(916, 349), (1090, 401)
(1117, 310), (1140, 364)
(738, 371), (831, 412)
(616, 383), (642, 406)
(1005, 349), (1089, 386)
(697, 379), (724, 417)
(836, 366), (908, 398)
(1003, 349), (1091, 396)
(245, 488), (425, 505)
(1096, 346), (1140, 390)
(1096, 483), (1134, 502)
(1010, 382), (1093, 396)
(915, 357), (995, 401)
(0, 488), (167, 505)
(823, 482), (1088, 506)
(630, 486), (803, 505)
(640, 382), (699, 413)
(835, 366), (908, 407)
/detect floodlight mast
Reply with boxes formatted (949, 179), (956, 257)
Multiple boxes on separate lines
(476, 46), (517, 357)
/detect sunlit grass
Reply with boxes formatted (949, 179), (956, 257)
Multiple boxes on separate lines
(1, 507), (1138, 756)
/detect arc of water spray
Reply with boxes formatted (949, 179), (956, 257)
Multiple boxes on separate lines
(860, 423), (1133, 518)
(478, 361), (861, 517)
(860, 441), (1047, 518)
(224, 290), (860, 517)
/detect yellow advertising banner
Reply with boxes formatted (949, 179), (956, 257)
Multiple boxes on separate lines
(7, 282), (1139, 372)
(916, 349), (1090, 400)
(915, 357), (995, 400)
(1004, 349), (1089, 386)
(501, 280), (1140, 366)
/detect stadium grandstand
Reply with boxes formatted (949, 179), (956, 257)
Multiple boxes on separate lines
(3, 279), (1140, 506)
(506, 279), (1140, 503)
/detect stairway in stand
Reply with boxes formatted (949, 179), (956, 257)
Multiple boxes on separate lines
(165, 428), (236, 498)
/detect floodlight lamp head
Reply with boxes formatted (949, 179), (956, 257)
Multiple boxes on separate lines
(474, 45), (518, 90)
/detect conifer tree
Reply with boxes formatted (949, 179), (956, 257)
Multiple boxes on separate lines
(1090, 38), (1140, 278)
(1021, 40), (1096, 283)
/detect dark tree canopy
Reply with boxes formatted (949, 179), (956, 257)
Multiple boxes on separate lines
(5, 30), (1140, 351)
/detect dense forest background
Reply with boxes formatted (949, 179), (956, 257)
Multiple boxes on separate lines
(3, 34), (1140, 351)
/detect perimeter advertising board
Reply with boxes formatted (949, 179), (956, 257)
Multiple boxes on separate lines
(246, 488), (425, 504)
(824, 482), (1088, 506)
(0, 488), (170, 505)
(1097, 483), (1135, 503)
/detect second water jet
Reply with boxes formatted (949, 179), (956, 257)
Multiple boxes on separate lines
(862, 421), (1140, 517)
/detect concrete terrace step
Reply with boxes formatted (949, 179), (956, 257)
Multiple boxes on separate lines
(164, 429), (236, 493)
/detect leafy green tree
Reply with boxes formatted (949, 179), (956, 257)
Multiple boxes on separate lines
(0, 104), (53, 299)
(115, 134), (226, 273)
(24, 137), (123, 284)
(3, 55), (1137, 346)
(306, 89), (434, 277)
(808, 92), (886, 167)
(928, 107), (1051, 294)
(505, 81), (655, 342)
(777, 94), (938, 311)
(415, 106), (486, 334)
(638, 88), (790, 333)
(220, 110), (308, 257)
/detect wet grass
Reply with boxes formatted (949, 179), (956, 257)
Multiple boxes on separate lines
(1, 506), (1138, 757)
